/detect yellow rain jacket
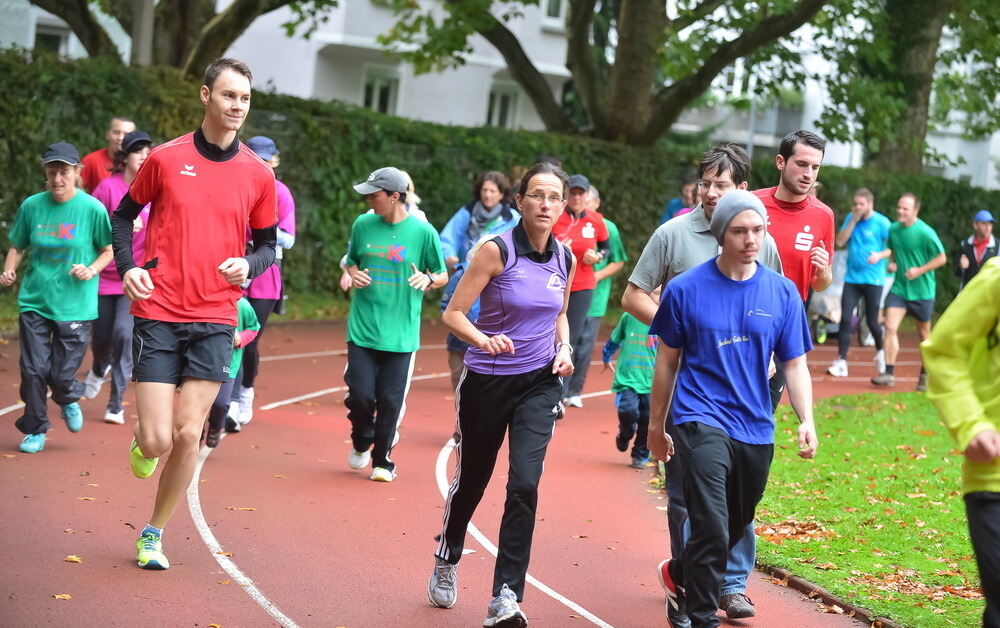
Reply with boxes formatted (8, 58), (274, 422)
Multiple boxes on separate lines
(921, 257), (1000, 494)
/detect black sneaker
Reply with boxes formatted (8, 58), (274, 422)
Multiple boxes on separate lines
(720, 592), (755, 619)
(225, 416), (241, 433)
(615, 431), (630, 452)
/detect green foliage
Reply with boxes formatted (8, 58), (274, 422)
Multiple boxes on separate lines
(1, 51), (995, 315)
(749, 158), (1000, 311)
(760, 393), (983, 627)
(815, 0), (1000, 161)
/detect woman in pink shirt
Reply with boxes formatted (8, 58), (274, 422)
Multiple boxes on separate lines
(83, 130), (152, 424)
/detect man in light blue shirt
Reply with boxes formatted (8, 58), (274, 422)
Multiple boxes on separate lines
(826, 188), (891, 378)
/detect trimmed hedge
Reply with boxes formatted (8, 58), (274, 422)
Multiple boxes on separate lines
(2, 49), (997, 311)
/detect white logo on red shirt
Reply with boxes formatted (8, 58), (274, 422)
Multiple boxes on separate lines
(179, 164), (197, 177)
(794, 225), (814, 251)
(581, 223), (595, 239)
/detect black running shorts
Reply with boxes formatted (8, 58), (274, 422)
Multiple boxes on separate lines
(132, 318), (235, 384)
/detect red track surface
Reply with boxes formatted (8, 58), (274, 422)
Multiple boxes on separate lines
(0, 319), (924, 627)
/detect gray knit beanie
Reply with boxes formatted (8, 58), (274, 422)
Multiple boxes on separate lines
(709, 190), (768, 244)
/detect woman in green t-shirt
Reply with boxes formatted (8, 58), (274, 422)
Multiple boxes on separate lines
(1, 142), (113, 454)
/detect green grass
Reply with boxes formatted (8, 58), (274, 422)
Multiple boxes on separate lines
(759, 393), (984, 627)
(0, 292), (17, 333)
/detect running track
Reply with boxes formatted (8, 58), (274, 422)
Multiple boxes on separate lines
(0, 320), (924, 626)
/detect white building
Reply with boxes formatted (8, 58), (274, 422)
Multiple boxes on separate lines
(2, 0), (997, 189)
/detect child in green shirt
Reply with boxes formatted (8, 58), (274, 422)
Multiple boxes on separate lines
(602, 310), (658, 468)
(205, 297), (260, 447)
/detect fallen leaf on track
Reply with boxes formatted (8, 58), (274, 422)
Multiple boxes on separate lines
(3, 454), (16, 458)
(53, 594), (72, 600)
(218, 580), (231, 585)
(216, 551), (233, 557)
(64, 555), (82, 563)
(78, 497), (95, 501)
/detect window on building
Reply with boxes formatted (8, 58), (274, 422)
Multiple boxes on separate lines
(363, 68), (399, 115)
(487, 87), (519, 129)
(543, 0), (567, 29)
(35, 25), (69, 56)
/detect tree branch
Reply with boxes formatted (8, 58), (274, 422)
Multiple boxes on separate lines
(181, 0), (292, 77)
(566, 0), (605, 130)
(475, 12), (578, 133)
(645, 0), (828, 141)
(28, 0), (122, 60)
(670, 0), (728, 33)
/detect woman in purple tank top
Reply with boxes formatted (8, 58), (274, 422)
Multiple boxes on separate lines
(427, 163), (577, 626)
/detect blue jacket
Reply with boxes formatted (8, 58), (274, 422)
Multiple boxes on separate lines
(439, 204), (520, 262)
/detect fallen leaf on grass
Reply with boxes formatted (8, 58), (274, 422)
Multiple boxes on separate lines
(64, 555), (82, 563)
(52, 594), (72, 600)
(756, 518), (837, 544)
(815, 562), (838, 570)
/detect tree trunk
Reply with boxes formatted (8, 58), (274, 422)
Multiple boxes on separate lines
(599, 0), (666, 142)
(153, 0), (217, 69)
(866, 0), (954, 173)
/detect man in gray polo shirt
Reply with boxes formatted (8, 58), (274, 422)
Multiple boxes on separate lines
(622, 143), (782, 626)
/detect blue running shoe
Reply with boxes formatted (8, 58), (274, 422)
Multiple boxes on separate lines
(19, 433), (46, 453)
(61, 403), (83, 433)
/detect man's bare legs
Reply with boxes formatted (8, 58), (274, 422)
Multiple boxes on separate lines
(135, 379), (221, 528)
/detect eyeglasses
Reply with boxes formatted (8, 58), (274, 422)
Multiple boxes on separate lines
(524, 193), (565, 204)
(696, 180), (734, 193)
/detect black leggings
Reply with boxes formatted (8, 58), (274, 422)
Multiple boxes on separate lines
(838, 282), (884, 358)
(240, 297), (277, 388)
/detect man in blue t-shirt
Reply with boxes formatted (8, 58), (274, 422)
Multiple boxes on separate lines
(827, 188), (891, 378)
(649, 190), (818, 628)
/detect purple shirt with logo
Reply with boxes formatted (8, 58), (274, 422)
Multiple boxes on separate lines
(464, 228), (569, 375)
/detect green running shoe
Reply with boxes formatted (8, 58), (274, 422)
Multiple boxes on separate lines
(136, 531), (169, 570)
(129, 438), (158, 479)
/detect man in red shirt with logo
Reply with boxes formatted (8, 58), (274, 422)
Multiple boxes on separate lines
(81, 116), (136, 192)
(552, 173), (609, 406)
(111, 58), (277, 571)
(753, 130), (834, 304)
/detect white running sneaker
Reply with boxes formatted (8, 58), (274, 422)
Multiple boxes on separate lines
(104, 409), (125, 425)
(237, 386), (255, 425)
(83, 366), (110, 399)
(348, 448), (371, 470)
(566, 395), (584, 408)
(370, 466), (396, 482)
(826, 358), (849, 377)
(874, 349), (886, 374)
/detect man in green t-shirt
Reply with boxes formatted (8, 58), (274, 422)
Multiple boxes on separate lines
(564, 186), (628, 407)
(2, 142), (113, 453)
(344, 167), (447, 482)
(871, 193), (947, 391)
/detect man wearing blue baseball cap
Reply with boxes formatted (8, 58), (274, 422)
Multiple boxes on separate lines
(957, 210), (997, 289)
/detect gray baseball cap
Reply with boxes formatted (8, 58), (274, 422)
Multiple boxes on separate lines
(568, 174), (590, 190)
(709, 190), (768, 245)
(354, 167), (408, 195)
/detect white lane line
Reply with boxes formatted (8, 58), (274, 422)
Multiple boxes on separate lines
(259, 371), (451, 411)
(260, 344), (447, 363)
(434, 440), (615, 628)
(187, 446), (301, 628)
(0, 401), (26, 416)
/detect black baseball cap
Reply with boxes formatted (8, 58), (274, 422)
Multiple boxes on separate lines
(41, 141), (80, 165)
(122, 130), (152, 153)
